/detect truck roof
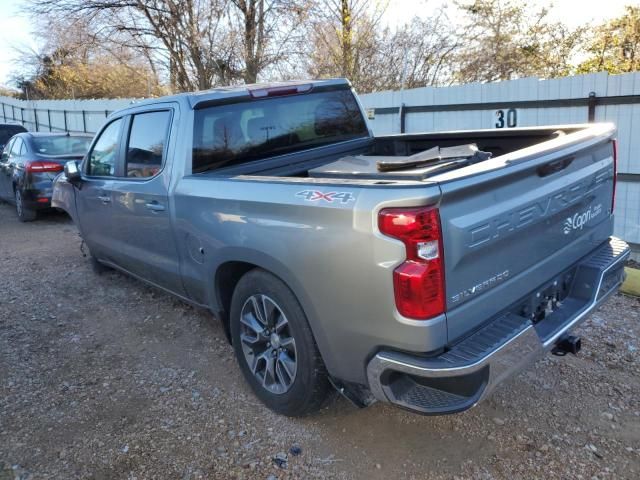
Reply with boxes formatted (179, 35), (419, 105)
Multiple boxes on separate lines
(125, 78), (352, 111)
(23, 132), (93, 138)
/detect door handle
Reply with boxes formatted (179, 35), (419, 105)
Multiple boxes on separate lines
(98, 195), (111, 204)
(145, 201), (165, 212)
(537, 156), (574, 177)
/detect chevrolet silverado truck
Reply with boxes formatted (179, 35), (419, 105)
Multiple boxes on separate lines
(52, 79), (630, 416)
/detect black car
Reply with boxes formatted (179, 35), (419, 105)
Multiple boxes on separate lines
(0, 123), (27, 151)
(0, 132), (93, 221)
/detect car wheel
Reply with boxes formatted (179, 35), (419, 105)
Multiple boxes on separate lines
(230, 269), (331, 416)
(15, 189), (37, 222)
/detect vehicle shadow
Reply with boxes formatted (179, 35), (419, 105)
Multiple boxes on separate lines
(0, 202), (73, 227)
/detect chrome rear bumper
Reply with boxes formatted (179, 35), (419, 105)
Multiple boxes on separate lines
(366, 237), (630, 415)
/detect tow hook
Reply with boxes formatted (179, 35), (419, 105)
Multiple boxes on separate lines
(552, 334), (582, 356)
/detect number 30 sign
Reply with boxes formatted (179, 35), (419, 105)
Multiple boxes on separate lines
(495, 109), (518, 128)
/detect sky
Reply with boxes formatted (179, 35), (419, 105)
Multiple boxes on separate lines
(384, 0), (634, 29)
(0, 0), (636, 88)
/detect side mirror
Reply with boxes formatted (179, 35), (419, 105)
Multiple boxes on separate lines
(64, 160), (82, 183)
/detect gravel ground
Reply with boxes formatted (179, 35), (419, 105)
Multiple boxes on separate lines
(1, 203), (639, 480)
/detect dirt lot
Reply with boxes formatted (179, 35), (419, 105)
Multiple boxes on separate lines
(0, 203), (639, 480)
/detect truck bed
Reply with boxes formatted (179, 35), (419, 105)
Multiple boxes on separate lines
(212, 125), (598, 182)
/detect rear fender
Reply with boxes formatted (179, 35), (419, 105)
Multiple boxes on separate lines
(51, 174), (79, 224)
(206, 246), (331, 372)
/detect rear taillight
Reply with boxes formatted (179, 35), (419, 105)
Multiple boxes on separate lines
(25, 161), (63, 173)
(612, 139), (618, 212)
(378, 206), (445, 320)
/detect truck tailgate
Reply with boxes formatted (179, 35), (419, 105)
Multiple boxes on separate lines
(438, 128), (616, 342)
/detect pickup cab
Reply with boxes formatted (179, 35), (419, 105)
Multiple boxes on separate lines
(53, 79), (630, 416)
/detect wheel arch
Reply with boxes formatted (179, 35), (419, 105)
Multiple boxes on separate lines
(210, 250), (327, 360)
(214, 260), (257, 342)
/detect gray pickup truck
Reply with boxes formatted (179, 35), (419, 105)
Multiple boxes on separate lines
(53, 79), (630, 416)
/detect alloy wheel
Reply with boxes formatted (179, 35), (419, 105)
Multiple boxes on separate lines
(239, 294), (297, 394)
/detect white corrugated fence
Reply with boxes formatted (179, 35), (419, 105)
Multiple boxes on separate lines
(0, 97), (135, 135)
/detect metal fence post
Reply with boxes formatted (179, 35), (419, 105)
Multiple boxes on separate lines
(20, 108), (24, 126)
(1, 103), (5, 122)
(399, 103), (406, 134)
(63, 110), (68, 132)
(47, 109), (52, 132)
(588, 92), (597, 122)
(34, 109), (39, 131)
(82, 110), (87, 133)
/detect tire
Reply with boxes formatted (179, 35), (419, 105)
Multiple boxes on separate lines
(15, 189), (37, 222)
(230, 269), (331, 416)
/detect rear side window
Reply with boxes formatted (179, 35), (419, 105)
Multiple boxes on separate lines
(10, 138), (23, 157)
(192, 89), (368, 173)
(126, 110), (171, 178)
(88, 119), (122, 177)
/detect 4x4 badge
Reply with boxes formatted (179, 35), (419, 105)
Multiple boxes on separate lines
(296, 190), (355, 203)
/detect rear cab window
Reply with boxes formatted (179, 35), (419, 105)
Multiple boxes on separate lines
(192, 87), (368, 173)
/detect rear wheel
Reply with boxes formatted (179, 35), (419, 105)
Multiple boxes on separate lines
(230, 269), (331, 416)
(15, 189), (37, 222)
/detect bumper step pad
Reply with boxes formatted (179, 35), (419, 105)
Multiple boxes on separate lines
(398, 382), (469, 411)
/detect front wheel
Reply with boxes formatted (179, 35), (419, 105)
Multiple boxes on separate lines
(230, 269), (331, 416)
(15, 189), (37, 222)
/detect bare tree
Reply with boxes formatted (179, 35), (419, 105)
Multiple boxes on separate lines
(302, 1), (458, 93)
(24, 0), (595, 96)
(305, 0), (387, 91)
(228, 0), (310, 84)
(29, 0), (310, 90)
(371, 10), (460, 90)
(29, 0), (246, 91)
(231, 0), (266, 83)
(453, 0), (584, 83)
(10, 17), (166, 99)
